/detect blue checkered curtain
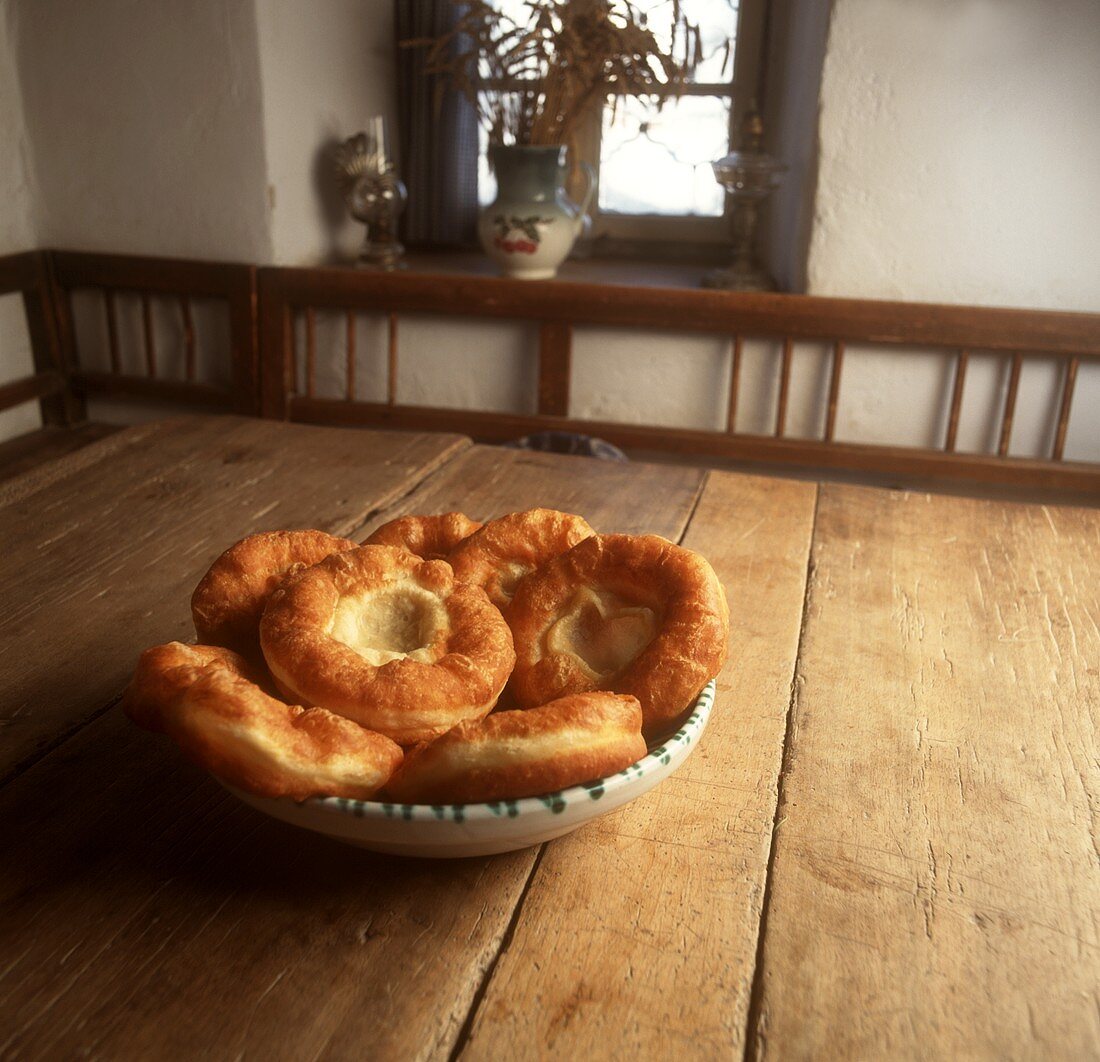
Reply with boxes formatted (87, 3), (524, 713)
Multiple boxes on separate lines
(395, 0), (480, 247)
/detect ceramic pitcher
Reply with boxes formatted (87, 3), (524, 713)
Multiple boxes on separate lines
(478, 144), (595, 280)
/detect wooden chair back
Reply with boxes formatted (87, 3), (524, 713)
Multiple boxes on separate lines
(0, 252), (81, 426)
(50, 252), (258, 415)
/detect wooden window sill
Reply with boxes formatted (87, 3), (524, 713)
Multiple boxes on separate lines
(333, 249), (733, 294)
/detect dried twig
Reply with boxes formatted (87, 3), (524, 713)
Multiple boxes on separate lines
(403, 0), (707, 146)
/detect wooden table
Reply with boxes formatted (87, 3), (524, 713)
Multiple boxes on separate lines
(1, 415), (1096, 1060)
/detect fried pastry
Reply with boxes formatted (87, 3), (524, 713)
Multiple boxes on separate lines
(447, 507), (595, 609)
(364, 511), (482, 560)
(191, 529), (356, 659)
(123, 641), (402, 801)
(383, 691), (646, 804)
(508, 534), (728, 733)
(260, 545), (515, 746)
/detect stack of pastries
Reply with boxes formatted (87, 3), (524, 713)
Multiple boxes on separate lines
(124, 509), (729, 804)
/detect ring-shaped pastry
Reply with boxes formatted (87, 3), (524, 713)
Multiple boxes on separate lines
(364, 511), (482, 560)
(123, 642), (403, 800)
(260, 545), (516, 746)
(383, 691), (646, 804)
(191, 530), (356, 659)
(507, 534), (729, 733)
(447, 508), (595, 609)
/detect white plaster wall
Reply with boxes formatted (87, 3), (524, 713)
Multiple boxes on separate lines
(255, 0), (398, 265)
(809, 0), (1100, 311)
(13, 0), (271, 261)
(805, 0), (1100, 461)
(0, 0), (40, 441)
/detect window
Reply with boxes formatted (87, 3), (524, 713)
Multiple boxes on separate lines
(477, 0), (767, 249)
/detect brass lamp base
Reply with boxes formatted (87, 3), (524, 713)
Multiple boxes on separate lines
(358, 235), (407, 271)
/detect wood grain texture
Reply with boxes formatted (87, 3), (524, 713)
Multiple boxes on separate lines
(0, 711), (534, 1062)
(775, 338), (793, 437)
(259, 263), (1100, 356)
(288, 396), (1100, 496)
(748, 485), (1100, 1059)
(0, 416), (468, 782)
(824, 340), (844, 442)
(537, 320), (572, 416)
(387, 312), (399, 406)
(997, 351), (1023, 457)
(457, 472), (817, 1060)
(726, 335), (742, 433)
(359, 445), (705, 542)
(0, 423), (118, 485)
(0, 438), (706, 1061)
(1053, 356), (1078, 462)
(945, 348), (968, 453)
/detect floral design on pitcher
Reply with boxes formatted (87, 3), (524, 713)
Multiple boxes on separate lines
(492, 214), (554, 254)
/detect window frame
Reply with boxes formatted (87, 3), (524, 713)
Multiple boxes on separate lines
(476, 0), (769, 251)
(589, 0), (768, 245)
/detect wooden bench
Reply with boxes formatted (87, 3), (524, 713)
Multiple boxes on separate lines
(2, 249), (1097, 498)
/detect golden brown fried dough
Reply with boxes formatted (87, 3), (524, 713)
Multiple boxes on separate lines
(508, 533), (728, 733)
(384, 692), (646, 804)
(123, 642), (402, 801)
(447, 507), (595, 608)
(260, 545), (515, 746)
(365, 512), (482, 560)
(191, 529), (356, 659)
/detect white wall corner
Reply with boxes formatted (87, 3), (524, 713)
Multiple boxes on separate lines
(253, 0), (399, 266)
(12, 0), (273, 263)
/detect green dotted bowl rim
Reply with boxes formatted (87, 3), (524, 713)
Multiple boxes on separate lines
(307, 680), (716, 824)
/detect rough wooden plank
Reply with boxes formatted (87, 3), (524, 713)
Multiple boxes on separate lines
(0, 712), (533, 1062)
(360, 445), (705, 541)
(0, 423), (119, 485)
(748, 486), (1100, 1060)
(459, 471), (818, 1060)
(0, 415), (468, 781)
(0, 445), (706, 1060)
(0, 418), (175, 508)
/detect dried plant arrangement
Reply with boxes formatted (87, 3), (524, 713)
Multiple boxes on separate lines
(410, 0), (707, 148)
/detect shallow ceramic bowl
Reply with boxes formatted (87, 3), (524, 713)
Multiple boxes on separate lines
(224, 681), (716, 858)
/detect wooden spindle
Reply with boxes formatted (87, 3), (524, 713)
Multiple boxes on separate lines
(345, 311), (357, 401)
(304, 307), (316, 398)
(387, 313), (399, 406)
(1052, 356), (1079, 461)
(179, 296), (196, 381)
(536, 321), (572, 416)
(104, 290), (120, 374)
(997, 351), (1023, 457)
(944, 349), (968, 452)
(775, 338), (793, 437)
(141, 293), (156, 377)
(824, 340), (844, 442)
(726, 335), (742, 433)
